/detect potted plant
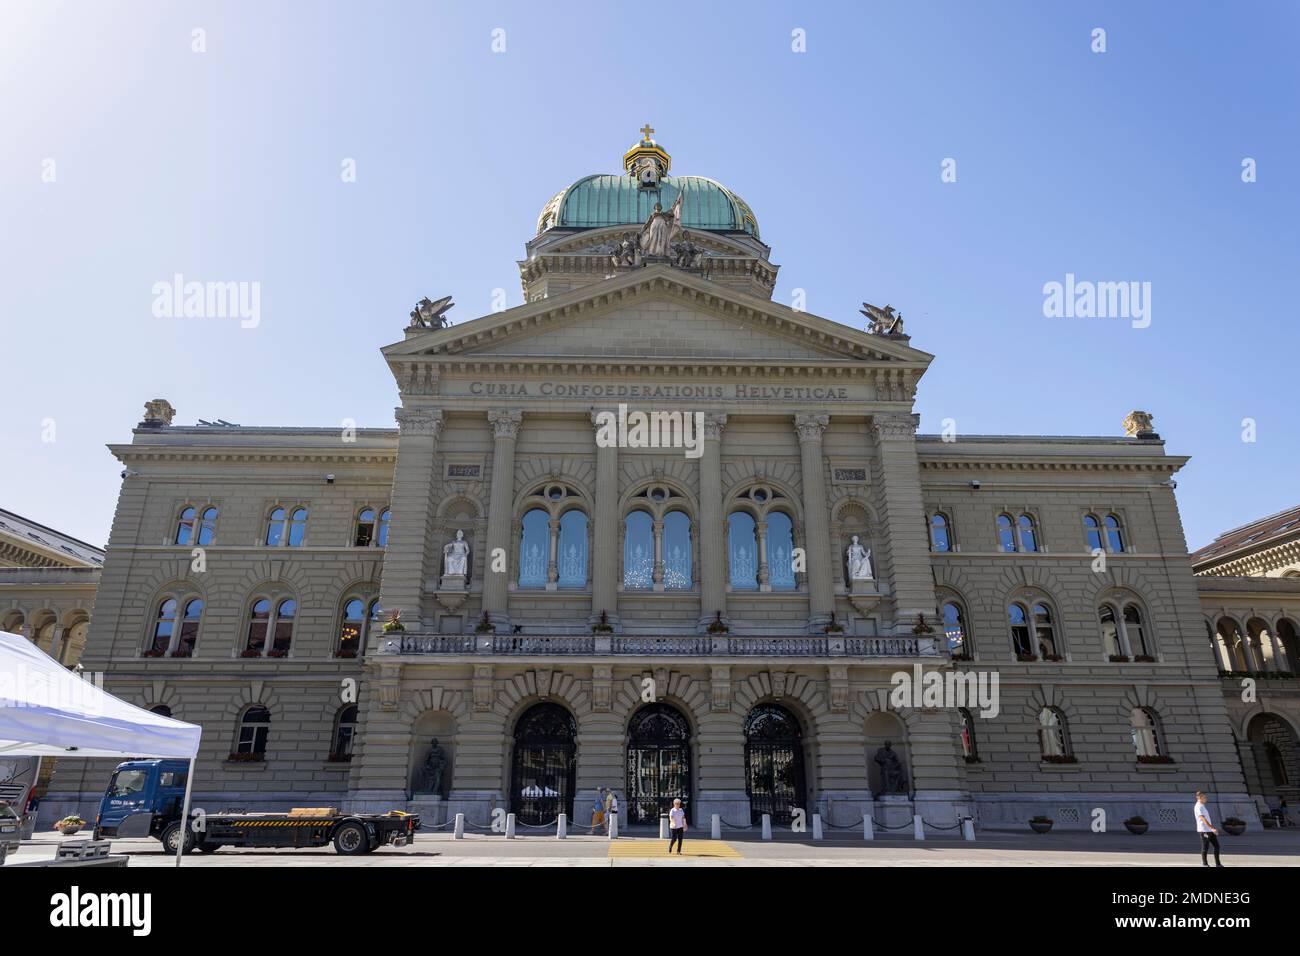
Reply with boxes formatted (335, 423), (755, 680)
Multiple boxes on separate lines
(334, 648), (358, 659)
(240, 648), (261, 658)
(1041, 754), (1078, 764)
(267, 648), (288, 658)
(142, 648), (165, 658)
(591, 611), (614, 634)
(226, 752), (264, 763)
(55, 815), (85, 836)
(1108, 654), (1131, 662)
(1016, 653), (1037, 663)
(1029, 815), (1053, 834)
(1222, 816), (1247, 836)
(381, 609), (406, 633)
(912, 614), (933, 635)
(823, 613), (844, 634)
(1043, 654), (1065, 662)
(326, 752), (353, 763)
(474, 611), (495, 634)
(1133, 654), (1156, 663)
(169, 648), (192, 658)
(1124, 815), (1149, 835)
(951, 651), (973, 662)
(706, 611), (729, 635)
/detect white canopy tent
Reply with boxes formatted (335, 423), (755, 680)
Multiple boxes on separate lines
(0, 630), (202, 866)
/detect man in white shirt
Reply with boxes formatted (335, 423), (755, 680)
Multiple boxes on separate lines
(1195, 791), (1223, 867)
(668, 798), (687, 854)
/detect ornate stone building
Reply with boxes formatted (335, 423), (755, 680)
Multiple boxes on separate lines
(19, 132), (1284, 832)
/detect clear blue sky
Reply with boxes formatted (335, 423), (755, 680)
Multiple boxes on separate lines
(3, 0), (1296, 552)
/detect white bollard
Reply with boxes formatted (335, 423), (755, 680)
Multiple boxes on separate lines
(863, 814), (874, 841)
(505, 812), (517, 839)
(812, 813), (823, 840)
(659, 814), (669, 839)
(913, 813), (925, 841)
(962, 817), (976, 841)
(711, 814), (721, 840)
(761, 813), (772, 840)
(454, 812), (465, 839)
(557, 813), (567, 839)
(608, 812), (619, 839)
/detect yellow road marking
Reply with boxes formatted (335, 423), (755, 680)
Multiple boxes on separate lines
(607, 838), (742, 859)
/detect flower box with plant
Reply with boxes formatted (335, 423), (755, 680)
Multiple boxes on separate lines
(951, 652), (973, 662)
(912, 614), (933, 635)
(823, 613), (845, 635)
(226, 752), (264, 763)
(706, 611), (729, 635)
(1108, 654), (1131, 663)
(1043, 654), (1064, 662)
(55, 815), (85, 835)
(1137, 754), (1174, 765)
(1222, 817), (1247, 836)
(1016, 653), (1037, 663)
(240, 648), (261, 658)
(591, 611), (615, 635)
(142, 648), (165, 658)
(381, 609), (406, 633)
(963, 754), (981, 764)
(1133, 654), (1156, 663)
(326, 752), (353, 763)
(474, 612), (495, 634)
(169, 648), (192, 658)
(334, 648), (358, 659)
(1028, 816), (1053, 833)
(1041, 754), (1077, 764)
(1124, 815), (1149, 834)
(267, 648), (288, 659)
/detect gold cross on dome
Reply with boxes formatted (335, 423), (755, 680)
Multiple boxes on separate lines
(640, 123), (655, 142)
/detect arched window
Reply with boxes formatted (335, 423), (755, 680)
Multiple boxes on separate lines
(1038, 707), (1072, 759)
(1276, 619), (1298, 672)
(1215, 617), (1248, 671)
(337, 598), (367, 657)
(1104, 514), (1125, 553)
(518, 508), (550, 588)
(557, 510), (588, 588)
(176, 506), (217, 546)
(1123, 605), (1149, 657)
(929, 513), (951, 552)
(1083, 514), (1104, 552)
(330, 705), (358, 761)
(377, 509), (391, 547)
(959, 708), (978, 761)
(355, 509), (377, 547)
(1009, 603), (1032, 657)
(146, 597), (202, 657)
(150, 704), (173, 718)
(244, 598), (295, 657)
(1009, 601), (1060, 660)
(743, 703), (806, 824)
(997, 514), (1017, 552)
(287, 508), (308, 547)
(1131, 707), (1164, 758)
(766, 512), (796, 590)
(728, 512), (759, 589)
(1032, 604), (1057, 657)
(623, 511), (654, 589)
(943, 601), (969, 657)
(1018, 514), (1039, 552)
(999, 513), (1039, 552)
(265, 508), (287, 546)
(234, 706), (270, 759)
(662, 510), (692, 590)
(265, 506), (306, 547)
(509, 703), (577, 825)
(1100, 604), (1123, 658)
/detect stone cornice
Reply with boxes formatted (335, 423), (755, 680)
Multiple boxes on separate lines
(1195, 538), (1300, 578)
(919, 456), (1182, 475)
(111, 445), (398, 466)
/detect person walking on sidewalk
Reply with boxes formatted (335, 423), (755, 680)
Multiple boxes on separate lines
(605, 789), (619, 838)
(1195, 791), (1223, 867)
(668, 798), (687, 854)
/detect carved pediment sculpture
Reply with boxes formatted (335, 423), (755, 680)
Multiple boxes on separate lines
(860, 302), (905, 336)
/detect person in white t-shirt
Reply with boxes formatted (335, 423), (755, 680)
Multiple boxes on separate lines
(668, 798), (687, 854)
(1195, 791), (1223, 867)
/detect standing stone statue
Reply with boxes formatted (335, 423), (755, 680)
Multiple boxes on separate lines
(443, 529), (470, 577)
(640, 193), (683, 258)
(874, 741), (907, 794)
(846, 535), (874, 581)
(419, 738), (448, 795)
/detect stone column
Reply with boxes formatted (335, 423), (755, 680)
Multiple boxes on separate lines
(482, 409), (521, 631)
(590, 411), (620, 627)
(870, 413), (939, 633)
(377, 406), (443, 636)
(794, 414), (834, 627)
(698, 414), (727, 630)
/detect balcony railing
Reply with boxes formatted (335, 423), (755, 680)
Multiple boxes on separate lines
(392, 632), (942, 658)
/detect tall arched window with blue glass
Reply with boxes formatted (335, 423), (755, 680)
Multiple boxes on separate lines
(516, 483), (590, 590)
(622, 485), (695, 591)
(729, 484), (798, 591)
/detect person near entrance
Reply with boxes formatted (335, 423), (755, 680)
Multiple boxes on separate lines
(1195, 791), (1223, 867)
(668, 798), (687, 854)
(591, 788), (606, 831)
(605, 789), (619, 838)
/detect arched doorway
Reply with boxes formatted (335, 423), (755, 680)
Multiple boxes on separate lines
(744, 703), (807, 825)
(1246, 713), (1300, 801)
(626, 703), (691, 825)
(509, 703), (576, 825)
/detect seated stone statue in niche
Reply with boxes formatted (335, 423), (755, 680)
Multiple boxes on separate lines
(443, 529), (470, 577)
(846, 535), (874, 581)
(419, 737), (448, 795)
(874, 740), (908, 794)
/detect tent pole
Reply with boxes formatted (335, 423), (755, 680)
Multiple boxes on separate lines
(175, 755), (196, 868)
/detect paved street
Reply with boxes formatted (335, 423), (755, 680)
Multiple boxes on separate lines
(11, 827), (1300, 867)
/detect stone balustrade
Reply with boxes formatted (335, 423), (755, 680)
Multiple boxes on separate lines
(391, 632), (941, 658)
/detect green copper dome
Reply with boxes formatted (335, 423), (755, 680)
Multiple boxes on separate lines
(536, 131), (760, 240)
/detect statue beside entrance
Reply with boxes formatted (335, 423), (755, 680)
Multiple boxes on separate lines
(417, 738), (448, 796)
(873, 740), (908, 794)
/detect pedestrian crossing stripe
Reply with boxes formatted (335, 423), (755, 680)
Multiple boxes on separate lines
(607, 839), (742, 859)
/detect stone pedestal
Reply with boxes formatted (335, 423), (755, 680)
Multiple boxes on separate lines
(874, 793), (913, 830)
(695, 790), (750, 828)
(408, 795), (446, 827)
(817, 790), (873, 828)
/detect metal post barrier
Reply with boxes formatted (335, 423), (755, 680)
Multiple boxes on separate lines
(711, 814), (721, 840)
(659, 813), (669, 839)
(557, 813), (567, 839)
(863, 814), (874, 841)
(962, 817), (976, 841)
(913, 814), (925, 841)
(608, 812), (618, 839)
(761, 813), (772, 840)
(505, 812), (517, 839)
(454, 813), (465, 839)
(812, 813), (823, 840)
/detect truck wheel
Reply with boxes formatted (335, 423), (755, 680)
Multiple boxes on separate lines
(161, 821), (196, 854)
(332, 821), (369, 855)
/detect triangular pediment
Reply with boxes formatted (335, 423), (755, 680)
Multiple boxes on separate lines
(384, 266), (933, 368)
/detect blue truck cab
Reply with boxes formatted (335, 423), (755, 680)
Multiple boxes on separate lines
(93, 759), (190, 843)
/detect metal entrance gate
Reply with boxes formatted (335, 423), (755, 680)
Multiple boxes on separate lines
(510, 703), (576, 825)
(626, 703), (691, 825)
(743, 703), (806, 825)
